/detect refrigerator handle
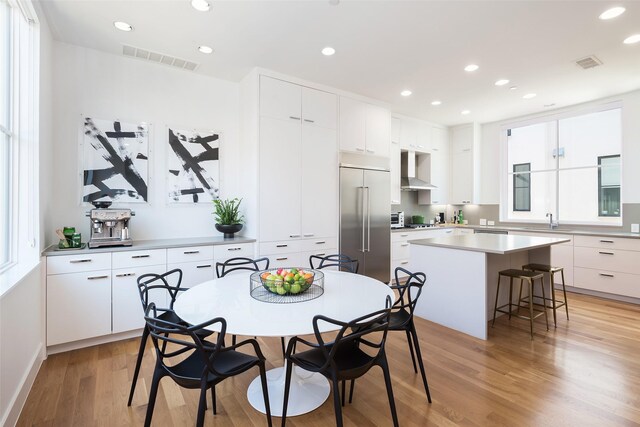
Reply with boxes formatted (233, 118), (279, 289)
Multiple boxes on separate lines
(359, 186), (365, 253)
(366, 186), (371, 252)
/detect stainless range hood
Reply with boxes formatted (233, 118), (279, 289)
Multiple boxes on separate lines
(400, 151), (437, 191)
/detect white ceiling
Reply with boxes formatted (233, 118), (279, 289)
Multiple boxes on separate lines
(38, 0), (640, 126)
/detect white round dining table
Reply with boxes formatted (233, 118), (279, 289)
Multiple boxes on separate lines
(173, 270), (394, 417)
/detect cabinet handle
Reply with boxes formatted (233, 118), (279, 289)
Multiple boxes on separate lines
(183, 250), (200, 254)
(315, 253), (326, 257)
(87, 275), (108, 280)
(132, 254), (150, 259)
(599, 273), (614, 278)
(432, 148), (439, 151)
(289, 116), (301, 120)
(315, 241), (326, 245)
(356, 148), (365, 152)
(445, 230), (453, 234)
(598, 251), (614, 255)
(417, 145), (424, 148)
(197, 264), (212, 269)
(303, 119), (315, 123)
(276, 257), (288, 261)
(303, 233), (314, 237)
(400, 243), (409, 247)
(70, 259), (92, 263)
(290, 234), (301, 238)
(599, 240), (614, 243)
(227, 247), (242, 251)
(366, 149), (375, 153)
(463, 148), (471, 152)
(115, 272), (136, 278)
(276, 244), (288, 248)
(400, 234), (409, 237)
(400, 261), (409, 265)
(432, 200), (439, 204)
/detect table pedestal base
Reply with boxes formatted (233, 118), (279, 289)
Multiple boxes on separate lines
(247, 366), (330, 416)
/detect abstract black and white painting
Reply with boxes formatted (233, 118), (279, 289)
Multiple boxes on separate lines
(82, 118), (149, 203)
(167, 128), (220, 203)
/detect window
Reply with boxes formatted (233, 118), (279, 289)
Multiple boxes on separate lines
(503, 106), (622, 225)
(0, 0), (11, 269)
(598, 155), (620, 217)
(512, 163), (530, 211)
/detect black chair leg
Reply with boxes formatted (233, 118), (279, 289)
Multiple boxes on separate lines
(380, 356), (399, 427)
(281, 361), (294, 427)
(410, 323), (432, 403)
(405, 329), (418, 373)
(341, 380), (346, 406)
(143, 368), (162, 427)
(258, 362), (273, 427)
(280, 337), (286, 357)
(331, 373), (344, 427)
(232, 334), (237, 346)
(196, 382), (208, 427)
(210, 385), (217, 415)
(348, 379), (355, 404)
(128, 327), (149, 406)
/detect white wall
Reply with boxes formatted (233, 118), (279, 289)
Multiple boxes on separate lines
(48, 43), (243, 246)
(480, 89), (640, 206)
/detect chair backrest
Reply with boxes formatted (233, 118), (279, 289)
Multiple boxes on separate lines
(144, 303), (230, 377)
(216, 257), (270, 278)
(309, 254), (359, 273)
(391, 267), (426, 321)
(311, 295), (392, 371)
(136, 268), (184, 311)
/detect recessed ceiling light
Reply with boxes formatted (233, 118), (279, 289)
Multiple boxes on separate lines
(191, 0), (211, 12)
(114, 21), (133, 32)
(599, 6), (625, 20)
(495, 79), (510, 86)
(198, 45), (213, 54)
(623, 34), (640, 44)
(464, 64), (479, 72)
(431, 100), (442, 106)
(321, 47), (336, 56)
(523, 93), (537, 99)
(401, 90), (412, 97)
(461, 110), (470, 115)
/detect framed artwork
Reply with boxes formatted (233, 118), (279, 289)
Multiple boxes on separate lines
(166, 127), (220, 203)
(82, 117), (149, 203)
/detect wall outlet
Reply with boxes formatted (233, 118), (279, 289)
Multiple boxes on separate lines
(488, 220), (495, 226)
(632, 224), (639, 233)
(479, 218), (487, 226)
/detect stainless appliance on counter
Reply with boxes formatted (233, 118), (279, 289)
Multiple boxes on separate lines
(391, 211), (405, 229)
(339, 154), (390, 282)
(87, 201), (135, 248)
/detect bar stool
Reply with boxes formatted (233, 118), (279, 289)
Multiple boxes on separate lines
(492, 269), (549, 339)
(522, 263), (569, 327)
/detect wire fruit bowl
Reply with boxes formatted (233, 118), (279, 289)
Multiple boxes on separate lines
(250, 268), (324, 304)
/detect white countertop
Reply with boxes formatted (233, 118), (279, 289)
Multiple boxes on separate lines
(411, 234), (570, 255)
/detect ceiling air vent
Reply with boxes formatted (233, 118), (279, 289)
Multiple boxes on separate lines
(122, 45), (199, 72)
(575, 55), (602, 70)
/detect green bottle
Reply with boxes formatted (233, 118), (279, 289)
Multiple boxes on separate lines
(458, 210), (464, 224)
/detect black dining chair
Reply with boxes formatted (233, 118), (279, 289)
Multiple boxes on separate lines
(143, 303), (272, 427)
(127, 268), (213, 406)
(215, 256), (285, 354)
(309, 254), (359, 273)
(281, 296), (398, 427)
(348, 267), (432, 405)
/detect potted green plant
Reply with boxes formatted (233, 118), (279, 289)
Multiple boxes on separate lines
(213, 197), (245, 238)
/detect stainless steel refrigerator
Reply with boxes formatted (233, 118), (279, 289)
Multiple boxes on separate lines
(339, 164), (391, 282)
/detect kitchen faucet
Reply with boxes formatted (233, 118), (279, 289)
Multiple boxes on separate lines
(546, 212), (558, 229)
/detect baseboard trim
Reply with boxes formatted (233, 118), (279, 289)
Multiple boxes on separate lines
(1, 342), (44, 427)
(46, 329), (142, 355)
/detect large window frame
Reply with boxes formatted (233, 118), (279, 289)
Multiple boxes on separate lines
(500, 102), (622, 226)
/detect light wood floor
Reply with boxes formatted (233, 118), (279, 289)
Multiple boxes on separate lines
(18, 291), (640, 426)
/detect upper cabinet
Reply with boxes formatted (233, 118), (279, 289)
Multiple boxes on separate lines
(450, 123), (480, 204)
(418, 125), (450, 205)
(302, 87), (337, 129)
(260, 76), (302, 121)
(339, 97), (390, 157)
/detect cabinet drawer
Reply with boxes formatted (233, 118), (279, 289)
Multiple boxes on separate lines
(574, 267), (640, 298)
(574, 235), (640, 251)
(260, 240), (303, 255)
(391, 259), (411, 279)
(47, 253), (111, 275)
(214, 243), (254, 261)
(167, 245), (214, 264)
(574, 247), (640, 274)
(168, 261), (214, 288)
(300, 237), (337, 252)
(266, 252), (307, 269)
(392, 231), (412, 242)
(113, 249), (167, 269)
(392, 240), (411, 260)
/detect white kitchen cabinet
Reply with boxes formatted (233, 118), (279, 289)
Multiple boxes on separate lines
(391, 117), (401, 144)
(390, 143), (401, 205)
(428, 126), (449, 204)
(301, 123), (338, 239)
(450, 123), (479, 204)
(508, 231), (574, 286)
(260, 76), (301, 121)
(47, 270), (112, 346)
(168, 260), (214, 287)
(302, 87), (337, 129)
(214, 242), (255, 262)
(259, 116), (302, 242)
(112, 266), (168, 334)
(339, 96), (390, 156)
(399, 117), (417, 151)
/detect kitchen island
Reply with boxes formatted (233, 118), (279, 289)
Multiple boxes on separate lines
(410, 234), (569, 340)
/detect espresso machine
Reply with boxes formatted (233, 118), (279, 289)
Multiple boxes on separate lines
(87, 201), (135, 248)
